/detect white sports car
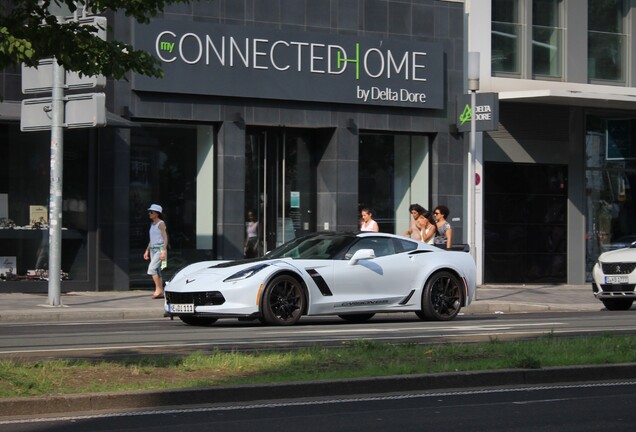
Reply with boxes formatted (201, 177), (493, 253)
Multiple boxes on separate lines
(592, 243), (636, 311)
(164, 232), (477, 326)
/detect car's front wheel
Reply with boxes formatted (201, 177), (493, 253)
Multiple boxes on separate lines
(338, 313), (375, 323)
(417, 271), (462, 321)
(178, 316), (219, 326)
(602, 298), (634, 311)
(261, 274), (305, 325)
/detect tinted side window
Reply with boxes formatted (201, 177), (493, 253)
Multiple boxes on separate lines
(345, 237), (395, 259)
(395, 238), (419, 253)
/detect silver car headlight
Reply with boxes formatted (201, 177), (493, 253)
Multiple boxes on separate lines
(224, 264), (270, 282)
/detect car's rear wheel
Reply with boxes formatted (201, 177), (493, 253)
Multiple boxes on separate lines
(338, 313), (375, 323)
(417, 271), (462, 321)
(261, 275), (305, 325)
(178, 316), (218, 326)
(602, 298), (634, 311)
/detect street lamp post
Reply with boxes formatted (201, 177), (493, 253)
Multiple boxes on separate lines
(467, 52), (480, 259)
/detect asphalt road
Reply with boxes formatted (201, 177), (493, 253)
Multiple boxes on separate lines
(1, 310), (635, 359)
(3, 381), (636, 431)
(2, 285), (634, 421)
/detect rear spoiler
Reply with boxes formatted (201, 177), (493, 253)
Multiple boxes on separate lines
(448, 244), (470, 252)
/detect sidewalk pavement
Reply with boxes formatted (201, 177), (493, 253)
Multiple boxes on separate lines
(0, 284), (601, 323)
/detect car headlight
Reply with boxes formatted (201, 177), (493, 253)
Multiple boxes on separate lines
(224, 264), (269, 282)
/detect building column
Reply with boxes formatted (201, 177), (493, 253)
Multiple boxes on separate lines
(215, 120), (246, 259)
(97, 127), (130, 291)
(317, 125), (358, 232)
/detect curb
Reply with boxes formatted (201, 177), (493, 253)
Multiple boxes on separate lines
(0, 309), (165, 323)
(2, 364), (636, 418)
(0, 302), (602, 323)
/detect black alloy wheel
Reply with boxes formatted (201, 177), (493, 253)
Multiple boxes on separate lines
(262, 274), (305, 325)
(417, 271), (462, 321)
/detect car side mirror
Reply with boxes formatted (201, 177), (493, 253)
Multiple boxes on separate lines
(349, 248), (376, 265)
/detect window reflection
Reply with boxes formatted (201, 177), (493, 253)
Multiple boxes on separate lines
(588, 0), (626, 82)
(532, 0), (562, 77)
(492, 0), (521, 74)
(358, 134), (430, 237)
(128, 125), (212, 287)
(0, 125), (89, 283)
(586, 116), (636, 281)
(492, 0), (563, 79)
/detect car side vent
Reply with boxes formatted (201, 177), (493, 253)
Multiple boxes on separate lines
(601, 263), (636, 275)
(306, 268), (333, 296)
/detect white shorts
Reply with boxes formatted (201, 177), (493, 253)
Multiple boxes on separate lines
(147, 246), (163, 277)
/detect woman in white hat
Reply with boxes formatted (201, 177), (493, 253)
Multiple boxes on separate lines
(143, 204), (168, 299)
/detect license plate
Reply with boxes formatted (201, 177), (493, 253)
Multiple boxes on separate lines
(605, 276), (629, 284)
(169, 303), (195, 313)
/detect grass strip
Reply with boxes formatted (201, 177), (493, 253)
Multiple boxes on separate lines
(1, 334), (635, 398)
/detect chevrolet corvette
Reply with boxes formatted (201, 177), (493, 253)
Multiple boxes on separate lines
(164, 232), (476, 325)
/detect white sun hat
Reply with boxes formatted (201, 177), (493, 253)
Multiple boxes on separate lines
(147, 204), (163, 213)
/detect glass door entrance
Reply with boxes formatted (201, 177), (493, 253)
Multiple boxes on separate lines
(245, 128), (316, 257)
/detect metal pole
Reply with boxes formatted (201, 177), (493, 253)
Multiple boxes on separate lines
(47, 58), (64, 306)
(467, 52), (480, 260)
(469, 89), (476, 259)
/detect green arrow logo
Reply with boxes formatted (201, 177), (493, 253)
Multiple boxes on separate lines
(459, 104), (472, 125)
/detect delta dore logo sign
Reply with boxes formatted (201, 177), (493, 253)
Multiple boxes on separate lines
(132, 21), (444, 109)
(455, 93), (499, 133)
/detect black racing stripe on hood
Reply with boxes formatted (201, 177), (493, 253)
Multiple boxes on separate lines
(209, 257), (267, 268)
(306, 268), (333, 296)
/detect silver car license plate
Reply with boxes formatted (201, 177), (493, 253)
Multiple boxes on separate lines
(605, 275), (629, 284)
(169, 303), (194, 313)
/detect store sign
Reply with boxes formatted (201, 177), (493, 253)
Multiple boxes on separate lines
(455, 93), (499, 132)
(132, 21), (444, 109)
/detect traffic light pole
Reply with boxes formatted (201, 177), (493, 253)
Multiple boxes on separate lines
(47, 58), (64, 306)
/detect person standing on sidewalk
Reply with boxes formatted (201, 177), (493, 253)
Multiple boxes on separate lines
(433, 205), (452, 249)
(144, 204), (168, 299)
(420, 211), (437, 245)
(404, 204), (426, 241)
(359, 208), (379, 232)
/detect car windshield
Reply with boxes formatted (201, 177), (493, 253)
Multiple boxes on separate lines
(267, 234), (357, 259)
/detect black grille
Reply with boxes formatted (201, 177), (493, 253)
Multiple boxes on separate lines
(601, 262), (636, 275)
(600, 284), (636, 293)
(166, 291), (225, 306)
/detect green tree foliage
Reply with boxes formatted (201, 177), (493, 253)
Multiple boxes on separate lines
(0, 0), (191, 79)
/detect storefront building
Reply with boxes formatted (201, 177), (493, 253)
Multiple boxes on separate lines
(469, 0), (636, 284)
(0, 0), (467, 292)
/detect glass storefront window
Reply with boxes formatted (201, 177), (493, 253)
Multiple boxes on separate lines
(585, 115), (636, 280)
(129, 124), (215, 286)
(358, 134), (429, 236)
(588, 0), (626, 82)
(484, 162), (568, 284)
(532, 0), (562, 78)
(244, 128), (317, 257)
(0, 124), (89, 283)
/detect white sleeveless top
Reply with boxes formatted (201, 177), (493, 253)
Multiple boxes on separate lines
(361, 220), (378, 232)
(149, 220), (165, 245)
